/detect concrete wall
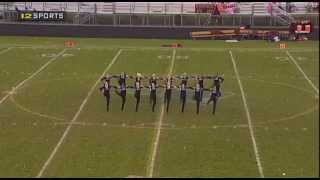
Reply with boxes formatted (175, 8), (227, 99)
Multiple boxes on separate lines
(0, 23), (318, 39)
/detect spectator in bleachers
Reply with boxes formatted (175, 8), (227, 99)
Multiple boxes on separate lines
(212, 4), (220, 16)
(285, 2), (295, 13)
(212, 3), (221, 24)
(267, 2), (273, 15)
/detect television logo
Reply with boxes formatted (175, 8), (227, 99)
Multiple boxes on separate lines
(19, 11), (65, 21)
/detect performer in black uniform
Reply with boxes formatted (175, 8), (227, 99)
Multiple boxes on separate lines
(197, 75), (204, 102)
(207, 88), (219, 115)
(100, 75), (111, 111)
(213, 73), (224, 97)
(194, 82), (201, 115)
(149, 74), (157, 112)
(179, 80), (187, 113)
(134, 73), (142, 112)
(181, 72), (188, 86)
(118, 72), (128, 86)
(116, 72), (127, 111)
(179, 73), (189, 113)
(164, 75), (173, 113)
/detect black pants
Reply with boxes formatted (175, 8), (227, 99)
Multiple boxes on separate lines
(194, 93), (201, 115)
(116, 90), (126, 111)
(200, 88), (204, 102)
(216, 85), (221, 96)
(196, 99), (200, 115)
(134, 90), (141, 112)
(180, 91), (186, 113)
(150, 91), (157, 112)
(164, 89), (172, 113)
(104, 92), (110, 112)
(207, 95), (218, 115)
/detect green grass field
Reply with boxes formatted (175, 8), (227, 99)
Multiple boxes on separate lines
(0, 36), (318, 177)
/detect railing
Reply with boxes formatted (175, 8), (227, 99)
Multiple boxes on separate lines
(1, 2), (318, 27)
(1, 2), (318, 15)
(269, 3), (295, 25)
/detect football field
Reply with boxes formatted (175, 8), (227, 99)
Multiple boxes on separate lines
(0, 36), (318, 177)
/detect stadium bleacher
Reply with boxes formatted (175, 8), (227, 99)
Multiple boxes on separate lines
(8, 2), (316, 14)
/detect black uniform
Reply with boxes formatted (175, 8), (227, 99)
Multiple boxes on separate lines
(116, 73), (128, 111)
(164, 78), (173, 113)
(213, 75), (224, 97)
(180, 82), (187, 113)
(117, 83), (126, 111)
(207, 89), (219, 115)
(134, 78), (142, 112)
(180, 76), (188, 112)
(118, 73), (127, 86)
(198, 77), (204, 102)
(181, 76), (188, 87)
(194, 83), (201, 115)
(149, 78), (157, 112)
(100, 79), (111, 111)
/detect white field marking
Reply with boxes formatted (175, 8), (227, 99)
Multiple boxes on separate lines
(286, 51), (319, 94)
(229, 50), (264, 178)
(62, 54), (74, 57)
(10, 96), (65, 122)
(36, 49), (123, 178)
(176, 55), (189, 60)
(29, 99), (316, 130)
(10, 75), (317, 130)
(258, 105), (318, 125)
(16, 75), (98, 86)
(0, 47), (12, 55)
(244, 77), (314, 95)
(0, 49), (67, 107)
(41, 53), (56, 58)
(148, 49), (176, 178)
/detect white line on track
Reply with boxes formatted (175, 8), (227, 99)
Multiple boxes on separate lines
(148, 49), (176, 177)
(0, 47), (12, 55)
(286, 51), (319, 94)
(0, 49), (67, 106)
(36, 49), (123, 178)
(229, 50), (264, 177)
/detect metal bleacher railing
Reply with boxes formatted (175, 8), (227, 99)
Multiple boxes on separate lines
(0, 2), (318, 27)
(4, 2), (318, 15)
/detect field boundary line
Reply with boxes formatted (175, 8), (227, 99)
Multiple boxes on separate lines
(0, 47), (12, 55)
(36, 49), (123, 178)
(229, 50), (264, 177)
(0, 48), (67, 106)
(147, 49), (176, 177)
(286, 51), (319, 94)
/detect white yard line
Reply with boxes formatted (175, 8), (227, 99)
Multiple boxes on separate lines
(286, 50), (319, 178)
(286, 51), (319, 94)
(0, 47), (12, 55)
(229, 50), (265, 178)
(148, 49), (176, 177)
(0, 49), (67, 106)
(36, 49), (123, 178)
